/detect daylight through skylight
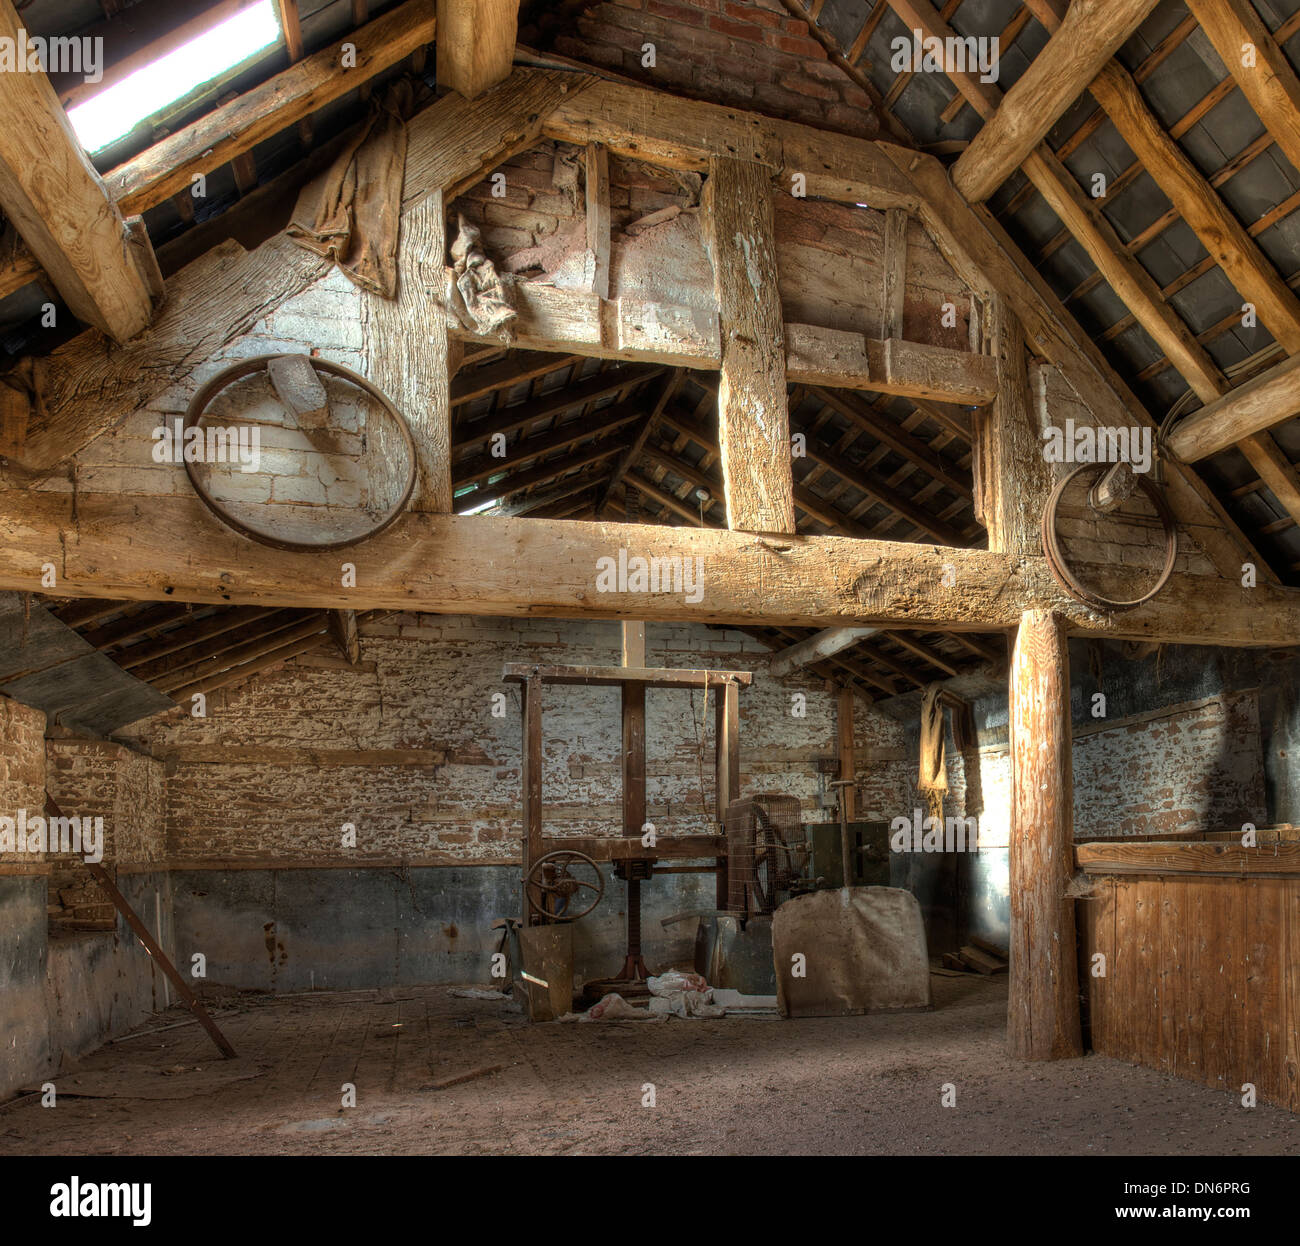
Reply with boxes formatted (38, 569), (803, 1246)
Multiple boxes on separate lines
(68, 0), (281, 153)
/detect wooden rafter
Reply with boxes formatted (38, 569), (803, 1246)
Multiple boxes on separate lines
(0, 0), (156, 343)
(949, 0), (1161, 203)
(1020, 0), (1300, 534)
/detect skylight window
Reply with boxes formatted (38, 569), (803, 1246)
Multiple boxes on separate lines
(68, 0), (282, 153)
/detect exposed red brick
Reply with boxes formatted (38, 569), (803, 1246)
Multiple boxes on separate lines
(770, 32), (827, 58)
(647, 0), (708, 25)
(725, 1), (781, 27)
(709, 14), (765, 42)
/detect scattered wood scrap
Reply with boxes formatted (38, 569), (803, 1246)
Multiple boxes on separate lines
(940, 941), (1009, 974)
(426, 1064), (504, 1092)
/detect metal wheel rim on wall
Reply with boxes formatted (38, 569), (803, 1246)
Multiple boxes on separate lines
(1041, 462), (1178, 611)
(182, 354), (418, 553)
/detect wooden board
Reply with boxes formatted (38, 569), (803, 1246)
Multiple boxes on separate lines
(1079, 867), (1300, 1111)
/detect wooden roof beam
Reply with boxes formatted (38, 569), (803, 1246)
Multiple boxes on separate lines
(950, 0), (1162, 202)
(595, 369), (684, 518)
(769, 626), (882, 677)
(454, 399), (644, 487)
(875, 0), (1270, 581)
(6, 492), (1300, 644)
(452, 363), (664, 456)
(1185, 0), (1300, 179)
(436, 0), (519, 99)
(0, 0), (155, 343)
(1168, 355), (1300, 462)
(455, 437), (632, 513)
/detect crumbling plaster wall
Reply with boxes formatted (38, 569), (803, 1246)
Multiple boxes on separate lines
(0, 702), (174, 1100)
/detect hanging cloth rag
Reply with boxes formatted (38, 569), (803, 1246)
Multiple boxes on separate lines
(286, 78), (414, 298)
(917, 682), (948, 822)
(444, 214), (517, 335)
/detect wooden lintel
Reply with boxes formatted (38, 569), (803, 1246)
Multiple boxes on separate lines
(503, 663), (752, 689)
(6, 492), (1300, 646)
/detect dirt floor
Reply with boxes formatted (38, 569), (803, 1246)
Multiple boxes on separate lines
(2, 973), (1298, 1156)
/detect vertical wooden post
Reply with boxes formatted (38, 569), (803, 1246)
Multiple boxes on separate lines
(363, 190), (452, 513)
(983, 294), (1052, 558)
(1008, 608), (1083, 1060)
(837, 685), (856, 821)
(702, 155), (795, 534)
(521, 674), (542, 926)
(881, 208), (908, 342)
(585, 142), (611, 301)
(621, 671), (648, 979)
(620, 619), (645, 668)
(715, 679), (740, 908)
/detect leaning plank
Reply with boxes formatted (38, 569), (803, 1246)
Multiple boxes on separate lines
(0, 0), (154, 342)
(951, 0), (1161, 202)
(15, 70), (581, 471)
(4, 490), (1300, 645)
(703, 154), (794, 533)
(107, 0), (439, 216)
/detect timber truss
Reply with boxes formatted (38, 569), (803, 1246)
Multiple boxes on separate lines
(1, 0), (1299, 679)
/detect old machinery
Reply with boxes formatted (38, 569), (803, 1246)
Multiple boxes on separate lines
(525, 849), (605, 923)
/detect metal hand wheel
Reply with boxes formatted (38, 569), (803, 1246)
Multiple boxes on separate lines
(525, 850), (605, 922)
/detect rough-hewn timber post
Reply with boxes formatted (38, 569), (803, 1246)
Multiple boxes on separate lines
(1008, 608), (1083, 1060)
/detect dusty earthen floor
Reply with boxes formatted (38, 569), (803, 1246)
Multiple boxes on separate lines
(2, 974), (1297, 1156)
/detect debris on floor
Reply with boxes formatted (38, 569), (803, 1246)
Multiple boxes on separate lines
(447, 987), (512, 1001)
(941, 938), (1009, 975)
(573, 972), (775, 1020)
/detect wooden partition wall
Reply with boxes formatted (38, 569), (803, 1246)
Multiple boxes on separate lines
(1077, 842), (1300, 1112)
